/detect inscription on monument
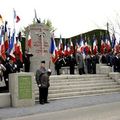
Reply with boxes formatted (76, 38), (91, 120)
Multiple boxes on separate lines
(18, 76), (32, 99)
(32, 30), (49, 55)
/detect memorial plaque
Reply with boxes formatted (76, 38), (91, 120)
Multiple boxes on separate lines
(18, 76), (32, 99)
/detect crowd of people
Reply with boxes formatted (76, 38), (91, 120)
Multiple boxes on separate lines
(54, 49), (120, 75)
(0, 50), (33, 92)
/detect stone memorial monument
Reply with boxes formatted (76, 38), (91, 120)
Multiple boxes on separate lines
(27, 23), (55, 73)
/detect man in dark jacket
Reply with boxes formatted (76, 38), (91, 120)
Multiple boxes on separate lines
(4, 58), (17, 91)
(23, 50), (33, 72)
(14, 54), (23, 72)
(76, 50), (84, 75)
(36, 60), (47, 104)
(38, 69), (51, 104)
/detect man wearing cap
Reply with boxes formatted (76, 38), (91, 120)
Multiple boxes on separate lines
(4, 58), (17, 91)
(36, 60), (48, 104)
(38, 69), (51, 104)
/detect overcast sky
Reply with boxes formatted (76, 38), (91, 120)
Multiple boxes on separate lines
(1, 0), (120, 38)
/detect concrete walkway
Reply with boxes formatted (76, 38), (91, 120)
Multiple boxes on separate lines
(1, 93), (120, 120)
(5, 102), (120, 120)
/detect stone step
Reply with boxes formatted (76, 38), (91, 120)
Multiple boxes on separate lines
(35, 84), (120, 95)
(50, 78), (112, 84)
(34, 74), (120, 101)
(34, 79), (114, 87)
(34, 81), (117, 91)
(49, 82), (117, 90)
(35, 88), (120, 101)
(49, 79), (114, 86)
(49, 77), (111, 83)
(50, 74), (108, 80)
(34, 76), (111, 84)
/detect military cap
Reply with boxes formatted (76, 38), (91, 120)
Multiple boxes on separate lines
(41, 60), (45, 63)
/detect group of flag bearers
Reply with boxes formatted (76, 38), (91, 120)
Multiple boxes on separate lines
(50, 33), (120, 75)
(0, 11), (32, 92)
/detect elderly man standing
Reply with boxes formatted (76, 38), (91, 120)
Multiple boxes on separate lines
(76, 49), (84, 75)
(36, 61), (51, 104)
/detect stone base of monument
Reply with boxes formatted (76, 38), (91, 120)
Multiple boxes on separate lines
(96, 64), (107, 74)
(60, 67), (70, 74)
(9, 72), (35, 107)
(99, 65), (112, 74)
(0, 93), (10, 107)
(109, 72), (120, 84)
(60, 66), (79, 74)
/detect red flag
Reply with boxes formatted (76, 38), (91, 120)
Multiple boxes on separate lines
(0, 36), (6, 60)
(79, 38), (84, 53)
(70, 39), (74, 54)
(4, 21), (9, 50)
(13, 9), (20, 23)
(58, 35), (63, 57)
(105, 40), (111, 53)
(93, 39), (98, 55)
(27, 34), (32, 48)
(84, 42), (90, 54)
(63, 44), (68, 56)
(14, 40), (23, 62)
(16, 16), (20, 23)
(100, 40), (105, 54)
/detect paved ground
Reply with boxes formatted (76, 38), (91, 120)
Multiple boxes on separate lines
(4, 102), (120, 120)
(1, 93), (120, 120)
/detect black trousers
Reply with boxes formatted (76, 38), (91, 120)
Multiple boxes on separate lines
(39, 87), (48, 103)
(79, 68), (84, 75)
(70, 66), (75, 74)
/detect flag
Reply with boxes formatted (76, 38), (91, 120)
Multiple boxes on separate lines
(0, 35), (6, 60)
(27, 33), (32, 48)
(105, 34), (111, 53)
(16, 16), (20, 23)
(115, 44), (120, 53)
(63, 44), (68, 56)
(79, 36), (84, 53)
(70, 39), (74, 54)
(84, 42), (90, 55)
(100, 35), (106, 54)
(0, 14), (3, 24)
(49, 36), (58, 63)
(13, 9), (20, 23)
(75, 40), (79, 53)
(58, 35), (63, 57)
(6, 28), (11, 54)
(14, 39), (23, 62)
(67, 43), (71, 55)
(4, 21), (9, 51)
(87, 37), (92, 53)
(93, 36), (98, 55)
(111, 33), (116, 49)
(9, 31), (16, 60)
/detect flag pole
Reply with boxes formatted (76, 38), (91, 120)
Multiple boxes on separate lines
(13, 9), (15, 30)
(49, 60), (51, 69)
